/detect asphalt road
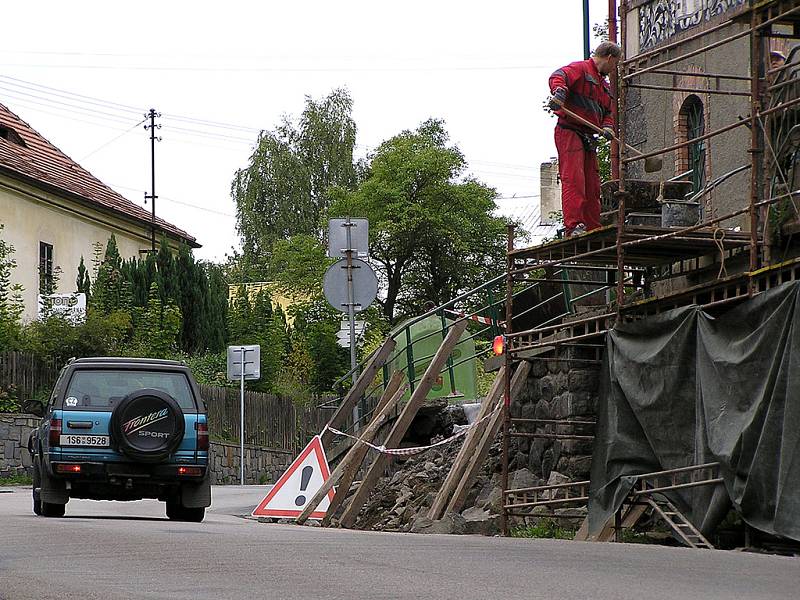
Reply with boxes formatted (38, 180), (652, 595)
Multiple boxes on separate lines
(0, 485), (797, 600)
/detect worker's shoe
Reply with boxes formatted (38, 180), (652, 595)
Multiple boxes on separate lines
(566, 224), (587, 237)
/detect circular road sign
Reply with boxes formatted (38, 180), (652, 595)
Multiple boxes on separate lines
(323, 259), (378, 313)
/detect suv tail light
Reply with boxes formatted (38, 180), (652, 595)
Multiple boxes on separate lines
(196, 422), (209, 451)
(48, 418), (62, 447)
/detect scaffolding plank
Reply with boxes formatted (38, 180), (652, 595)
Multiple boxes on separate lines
(427, 365), (506, 520)
(446, 361), (531, 515)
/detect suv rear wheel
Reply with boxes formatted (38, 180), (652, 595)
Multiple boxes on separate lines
(166, 500), (205, 523)
(33, 456), (66, 518)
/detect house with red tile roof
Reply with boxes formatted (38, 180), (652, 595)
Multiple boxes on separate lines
(0, 102), (199, 320)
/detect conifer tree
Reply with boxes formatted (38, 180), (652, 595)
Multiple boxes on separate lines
(76, 256), (91, 298)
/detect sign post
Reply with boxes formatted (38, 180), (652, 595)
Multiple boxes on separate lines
(324, 218), (376, 431)
(227, 345), (261, 485)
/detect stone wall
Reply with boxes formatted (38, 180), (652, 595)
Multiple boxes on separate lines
(509, 347), (601, 482)
(0, 413), (295, 485)
(0, 413), (37, 478)
(208, 441), (294, 485)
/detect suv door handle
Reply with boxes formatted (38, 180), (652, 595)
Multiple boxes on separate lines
(66, 421), (94, 429)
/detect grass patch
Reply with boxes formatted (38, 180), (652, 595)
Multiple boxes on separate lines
(0, 474), (33, 486)
(511, 518), (576, 540)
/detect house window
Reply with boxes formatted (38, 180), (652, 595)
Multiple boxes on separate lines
(680, 95), (706, 194)
(39, 242), (53, 294)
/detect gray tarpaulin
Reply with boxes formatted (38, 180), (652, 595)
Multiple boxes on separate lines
(588, 281), (800, 542)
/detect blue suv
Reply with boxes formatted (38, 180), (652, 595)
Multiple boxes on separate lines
(28, 357), (211, 522)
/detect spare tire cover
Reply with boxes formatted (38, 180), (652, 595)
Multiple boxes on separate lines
(110, 389), (185, 462)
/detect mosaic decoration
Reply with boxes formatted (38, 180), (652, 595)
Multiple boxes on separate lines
(639, 0), (746, 51)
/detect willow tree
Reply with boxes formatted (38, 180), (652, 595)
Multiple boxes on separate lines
(232, 89), (359, 265)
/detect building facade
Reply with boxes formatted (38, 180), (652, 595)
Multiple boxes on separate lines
(0, 103), (198, 321)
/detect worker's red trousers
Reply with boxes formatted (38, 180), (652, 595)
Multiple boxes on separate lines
(554, 126), (601, 234)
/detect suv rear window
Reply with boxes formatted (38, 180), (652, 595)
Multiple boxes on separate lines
(64, 370), (197, 411)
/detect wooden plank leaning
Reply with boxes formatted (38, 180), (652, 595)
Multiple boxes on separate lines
(296, 371), (406, 525)
(320, 336), (396, 450)
(446, 360), (531, 515)
(426, 365), (507, 520)
(338, 319), (470, 529)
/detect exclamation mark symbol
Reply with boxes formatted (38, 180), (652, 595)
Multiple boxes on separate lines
(295, 466), (313, 506)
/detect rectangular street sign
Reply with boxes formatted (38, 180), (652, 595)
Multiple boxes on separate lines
(327, 218), (369, 258)
(226, 345), (261, 381)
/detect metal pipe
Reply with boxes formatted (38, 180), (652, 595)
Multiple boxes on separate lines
(626, 83), (750, 96)
(616, 0), (628, 312)
(609, 0), (620, 180)
(749, 8), (762, 280)
(640, 68), (752, 82)
(623, 5), (800, 81)
(622, 16), (734, 66)
(501, 224), (514, 536)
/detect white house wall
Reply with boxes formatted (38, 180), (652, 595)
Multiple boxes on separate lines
(0, 175), (159, 322)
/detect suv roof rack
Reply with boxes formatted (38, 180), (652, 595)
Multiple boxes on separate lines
(71, 357), (184, 366)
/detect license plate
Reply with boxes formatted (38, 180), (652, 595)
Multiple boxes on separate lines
(60, 434), (110, 447)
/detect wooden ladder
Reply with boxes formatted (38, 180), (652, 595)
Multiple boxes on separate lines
(645, 495), (714, 550)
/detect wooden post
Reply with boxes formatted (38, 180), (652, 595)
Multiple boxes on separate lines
(320, 336), (396, 449)
(296, 371), (406, 525)
(447, 361), (531, 515)
(427, 366), (506, 520)
(338, 319), (469, 529)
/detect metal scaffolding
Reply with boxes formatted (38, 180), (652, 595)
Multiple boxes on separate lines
(501, 0), (800, 536)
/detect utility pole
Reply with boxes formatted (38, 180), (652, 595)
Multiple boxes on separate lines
(143, 108), (161, 253)
(583, 0), (591, 60)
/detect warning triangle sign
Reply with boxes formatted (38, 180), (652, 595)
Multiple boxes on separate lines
(252, 435), (335, 520)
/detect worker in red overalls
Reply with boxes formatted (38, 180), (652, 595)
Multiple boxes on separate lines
(548, 42), (621, 237)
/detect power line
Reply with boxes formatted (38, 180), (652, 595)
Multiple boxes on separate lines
(1, 62), (555, 73)
(78, 117), (147, 162)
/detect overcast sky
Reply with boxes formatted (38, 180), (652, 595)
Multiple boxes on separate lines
(2, 0), (611, 261)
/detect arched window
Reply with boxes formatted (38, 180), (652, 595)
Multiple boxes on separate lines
(679, 95), (706, 194)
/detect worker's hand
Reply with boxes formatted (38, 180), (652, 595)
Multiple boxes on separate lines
(602, 127), (615, 141)
(548, 87), (568, 111)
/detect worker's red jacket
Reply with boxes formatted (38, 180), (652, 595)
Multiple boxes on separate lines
(549, 58), (614, 133)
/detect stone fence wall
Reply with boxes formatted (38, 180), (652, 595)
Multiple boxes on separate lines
(209, 441), (293, 485)
(0, 413), (295, 485)
(509, 346), (600, 483)
(0, 414), (38, 478)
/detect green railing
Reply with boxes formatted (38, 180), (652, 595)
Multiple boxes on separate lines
(329, 264), (614, 430)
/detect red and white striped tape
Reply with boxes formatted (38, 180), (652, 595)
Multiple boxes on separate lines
(444, 309), (496, 326)
(323, 408), (499, 457)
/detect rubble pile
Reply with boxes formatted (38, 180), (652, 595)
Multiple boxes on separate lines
(326, 402), (582, 535)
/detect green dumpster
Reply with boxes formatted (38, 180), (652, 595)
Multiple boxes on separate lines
(389, 315), (477, 402)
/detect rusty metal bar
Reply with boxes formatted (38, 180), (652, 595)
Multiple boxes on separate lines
(504, 496), (590, 510)
(632, 462), (719, 479)
(509, 432), (595, 441)
(641, 68), (752, 81)
(749, 7), (763, 281)
(626, 83), (751, 96)
(506, 480), (590, 494)
(620, 95), (800, 166)
(507, 311), (614, 339)
(631, 478), (725, 496)
(511, 418), (596, 425)
(617, 0), (629, 313)
(624, 5), (800, 81)
(622, 15), (735, 66)
(501, 224), (514, 537)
